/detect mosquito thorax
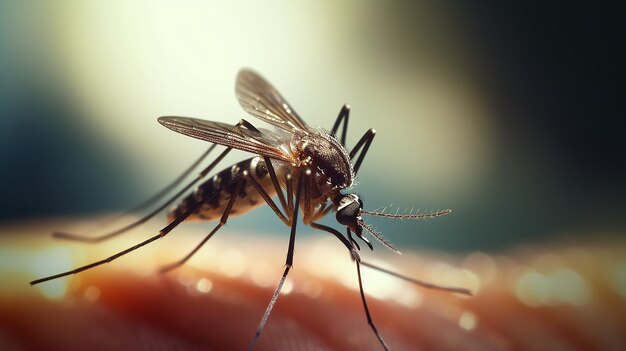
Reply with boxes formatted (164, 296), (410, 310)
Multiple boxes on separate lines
(291, 131), (354, 189)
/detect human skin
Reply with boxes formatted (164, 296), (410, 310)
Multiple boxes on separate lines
(1, 221), (625, 350)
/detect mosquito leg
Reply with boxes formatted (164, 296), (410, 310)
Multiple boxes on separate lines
(311, 224), (387, 349)
(330, 104), (350, 146)
(311, 202), (333, 223)
(30, 199), (204, 285)
(92, 145), (217, 229)
(263, 156), (288, 214)
(302, 170), (312, 224)
(312, 225), (468, 348)
(52, 117), (265, 243)
(310, 223), (360, 261)
(159, 176), (244, 274)
(238, 118), (260, 132)
(245, 170), (289, 225)
(248, 168), (309, 351)
(346, 227), (361, 251)
(349, 128), (376, 175)
(102, 145), (218, 226)
(356, 258), (390, 351)
(238, 120), (289, 216)
(284, 173), (294, 218)
(53, 147), (233, 243)
(360, 261), (472, 296)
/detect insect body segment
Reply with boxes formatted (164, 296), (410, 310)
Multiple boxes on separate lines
(291, 129), (355, 189)
(169, 156), (276, 222)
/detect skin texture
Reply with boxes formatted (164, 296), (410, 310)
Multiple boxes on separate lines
(1, 220), (625, 350)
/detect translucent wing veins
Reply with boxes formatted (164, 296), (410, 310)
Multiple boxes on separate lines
(236, 69), (310, 132)
(158, 116), (293, 163)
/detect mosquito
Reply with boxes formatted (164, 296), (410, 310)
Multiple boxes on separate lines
(31, 69), (471, 350)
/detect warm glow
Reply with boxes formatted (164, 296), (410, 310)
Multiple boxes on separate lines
(218, 249), (247, 278)
(84, 286), (101, 301)
(515, 268), (591, 307)
(458, 311), (478, 331)
(611, 262), (626, 299)
(279, 278), (294, 295)
(195, 278), (213, 294)
(29, 247), (74, 300)
(249, 260), (277, 288)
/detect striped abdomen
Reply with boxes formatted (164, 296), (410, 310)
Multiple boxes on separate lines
(168, 156), (277, 222)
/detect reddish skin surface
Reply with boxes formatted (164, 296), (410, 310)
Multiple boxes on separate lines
(2, 248), (626, 351)
(1, 228), (625, 351)
(4, 272), (460, 351)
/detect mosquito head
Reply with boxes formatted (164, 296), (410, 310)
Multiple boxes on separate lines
(335, 193), (453, 254)
(335, 193), (364, 234)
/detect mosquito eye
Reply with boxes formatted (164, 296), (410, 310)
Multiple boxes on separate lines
(336, 201), (360, 226)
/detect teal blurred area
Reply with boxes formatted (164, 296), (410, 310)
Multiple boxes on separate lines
(0, 1), (621, 251)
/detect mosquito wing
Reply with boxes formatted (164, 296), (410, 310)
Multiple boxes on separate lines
(158, 116), (294, 163)
(236, 69), (310, 132)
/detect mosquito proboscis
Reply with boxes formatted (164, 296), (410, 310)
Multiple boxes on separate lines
(31, 69), (471, 350)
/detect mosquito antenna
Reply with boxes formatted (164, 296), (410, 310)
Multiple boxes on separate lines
(358, 219), (400, 254)
(361, 208), (452, 220)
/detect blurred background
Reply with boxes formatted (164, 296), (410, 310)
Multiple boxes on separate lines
(0, 1), (621, 252)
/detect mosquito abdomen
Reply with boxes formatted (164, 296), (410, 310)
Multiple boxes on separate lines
(168, 156), (277, 222)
